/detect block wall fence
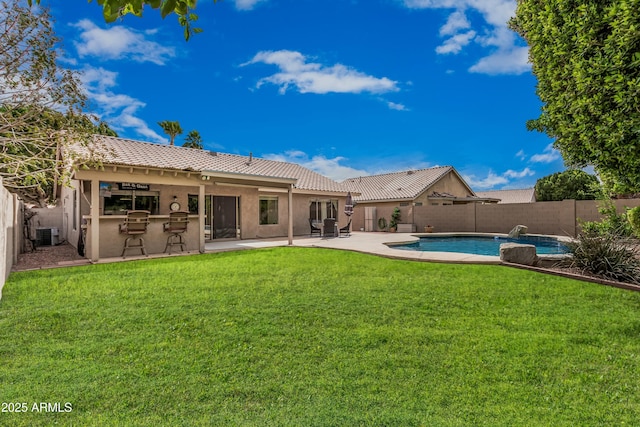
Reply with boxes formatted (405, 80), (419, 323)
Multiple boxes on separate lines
(0, 178), (22, 299)
(350, 199), (640, 237)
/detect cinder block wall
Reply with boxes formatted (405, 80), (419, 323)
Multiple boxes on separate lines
(352, 199), (640, 237)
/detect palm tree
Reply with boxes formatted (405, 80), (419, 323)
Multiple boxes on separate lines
(183, 130), (203, 149)
(158, 120), (183, 146)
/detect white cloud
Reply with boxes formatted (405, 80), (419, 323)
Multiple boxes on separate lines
(243, 50), (399, 95)
(530, 144), (561, 163)
(386, 101), (409, 111)
(468, 45), (529, 75)
(402, 0), (530, 75)
(503, 167), (534, 178)
(463, 171), (508, 189)
(436, 30), (477, 54)
(234, 0), (267, 10)
(464, 166), (535, 189)
(515, 149), (526, 160)
(80, 66), (167, 143)
(440, 10), (471, 36)
(264, 151), (370, 181)
(72, 19), (176, 65)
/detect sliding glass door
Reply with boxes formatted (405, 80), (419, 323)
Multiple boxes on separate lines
(205, 195), (239, 240)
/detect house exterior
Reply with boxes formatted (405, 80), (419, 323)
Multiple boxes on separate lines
(62, 136), (351, 261)
(341, 166), (498, 231)
(475, 188), (536, 204)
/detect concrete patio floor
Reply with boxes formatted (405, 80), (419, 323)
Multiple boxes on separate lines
(13, 232), (499, 271)
(203, 231), (501, 264)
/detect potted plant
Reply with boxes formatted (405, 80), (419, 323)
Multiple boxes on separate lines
(389, 207), (401, 232)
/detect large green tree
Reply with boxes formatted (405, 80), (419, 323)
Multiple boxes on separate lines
(30, 0), (213, 40)
(0, 1), (106, 206)
(534, 169), (600, 201)
(510, 0), (640, 192)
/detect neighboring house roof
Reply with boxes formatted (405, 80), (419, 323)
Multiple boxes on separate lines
(73, 136), (349, 193)
(475, 188), (536, 204)
(342, 166), (475, 202)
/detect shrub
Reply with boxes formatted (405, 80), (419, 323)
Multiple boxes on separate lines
(389, 207), (401, 230)
(628, 206), (640, 238)
(563, 231), (640, 284)
(580, 199), (634, 237)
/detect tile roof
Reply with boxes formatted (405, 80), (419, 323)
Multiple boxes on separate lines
(74, 136), (349, 193)
(475, 188), (536, 204)
(342, 166), (462, 202)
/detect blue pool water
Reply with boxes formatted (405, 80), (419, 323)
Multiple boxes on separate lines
(391, 235), (569, 256)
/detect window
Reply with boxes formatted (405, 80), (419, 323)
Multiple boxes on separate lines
(259, 196), (278, 225)
(400, 202), (410, 207)
(103, 190), (159, 215)
(188, 194), (199, 214)
(309, 199), (338, 222)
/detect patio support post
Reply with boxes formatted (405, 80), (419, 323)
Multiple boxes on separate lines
(90, 179), (100, 262)
(199, 183), (205, 253)
(288, 184), (293, 245)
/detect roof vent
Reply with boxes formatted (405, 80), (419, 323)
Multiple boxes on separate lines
(246, 152), (253, 166)
(407, 170), (414, 175)
(208, 151), (217, 156)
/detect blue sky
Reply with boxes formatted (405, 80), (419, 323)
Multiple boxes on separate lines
(51, 0), (565, 190)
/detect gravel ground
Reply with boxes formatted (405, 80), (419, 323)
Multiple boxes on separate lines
(13, 242), (89, 271)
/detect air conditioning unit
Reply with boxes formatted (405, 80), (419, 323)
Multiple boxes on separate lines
(36, 227), (59, 246)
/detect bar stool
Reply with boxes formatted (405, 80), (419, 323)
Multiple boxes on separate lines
(119, 210), (150, 258)
(164, 211), (189, 254)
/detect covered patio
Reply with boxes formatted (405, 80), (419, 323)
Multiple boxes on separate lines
(62, 136), (351, 262)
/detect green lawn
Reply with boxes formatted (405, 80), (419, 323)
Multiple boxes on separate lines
(1, 247), (639, 426)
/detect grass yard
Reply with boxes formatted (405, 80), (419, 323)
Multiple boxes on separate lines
(1, 247), (639, 426)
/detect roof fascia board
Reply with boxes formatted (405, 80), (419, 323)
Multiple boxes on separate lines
(73, 167), (199, 186)
(202, 170), (297, 185)
(293, 189), (350, 197)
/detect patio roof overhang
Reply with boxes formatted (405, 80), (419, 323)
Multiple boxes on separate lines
(200, 170), (297, 189)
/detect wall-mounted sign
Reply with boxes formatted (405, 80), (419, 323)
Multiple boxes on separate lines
(119, 183), (150, 191)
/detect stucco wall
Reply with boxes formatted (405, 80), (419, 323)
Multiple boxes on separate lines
(1, 179), (19, 299)
(428, 173), (473, 197)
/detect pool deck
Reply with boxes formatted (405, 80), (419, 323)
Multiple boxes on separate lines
(203, 231), (503, 264)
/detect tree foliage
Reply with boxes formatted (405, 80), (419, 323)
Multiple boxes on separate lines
(29, 0), (215, 40)
(510, 0), (640, 192)
(0, 2), (107, 206)
(158, 120), (182, 146)
(182, 129), (203, 149)
(534, 169), (600, 201)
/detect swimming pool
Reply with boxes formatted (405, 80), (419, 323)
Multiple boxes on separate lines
(390, 234), (569, 256)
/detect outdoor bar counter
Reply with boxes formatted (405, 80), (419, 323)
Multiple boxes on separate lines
(83, 215), (201, 259)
